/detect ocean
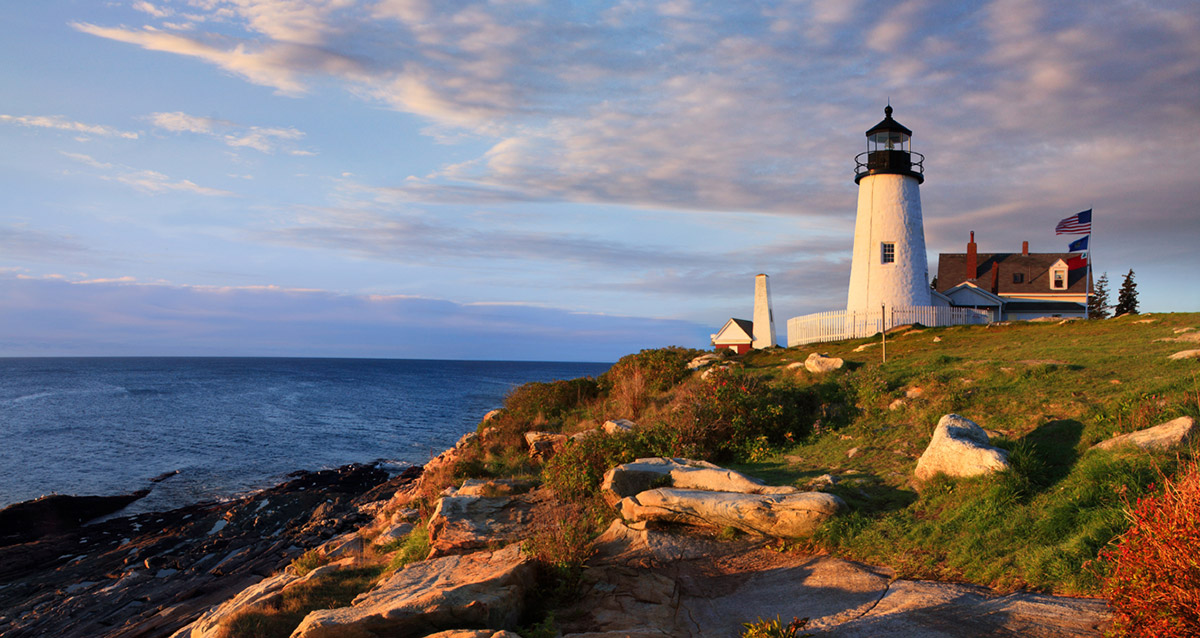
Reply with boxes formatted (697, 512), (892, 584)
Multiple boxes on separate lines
(0, 357), (610, 516)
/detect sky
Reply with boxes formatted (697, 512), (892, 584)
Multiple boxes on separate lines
(2, 0), (1198, 361)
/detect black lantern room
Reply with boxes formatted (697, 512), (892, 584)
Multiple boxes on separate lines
(854, 105), (924, 184)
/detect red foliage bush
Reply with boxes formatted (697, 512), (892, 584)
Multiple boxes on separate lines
(1101, 459), (1200, 637)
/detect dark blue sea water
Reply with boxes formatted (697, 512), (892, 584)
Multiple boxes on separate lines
(0, 358), (609, 516)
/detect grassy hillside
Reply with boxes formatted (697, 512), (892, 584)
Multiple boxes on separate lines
(472, 312), (1199, 595)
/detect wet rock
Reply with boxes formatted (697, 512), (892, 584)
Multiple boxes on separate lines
(0, 490), (151, 546)
(0, 463), (397, 638)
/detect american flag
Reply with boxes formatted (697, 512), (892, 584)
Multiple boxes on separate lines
(1055, 209), (1092, 235)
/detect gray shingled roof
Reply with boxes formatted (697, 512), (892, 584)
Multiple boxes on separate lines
(936, 253), (1090, 295)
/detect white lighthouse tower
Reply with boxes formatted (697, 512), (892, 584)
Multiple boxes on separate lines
(845, 105), (931, 312)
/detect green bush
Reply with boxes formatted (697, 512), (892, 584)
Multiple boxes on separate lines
(741, 615), (812, 638)
(663, 369), (818, 461)
(600, 347), (702, 394)
(500, 377), (601, 425)
(541, 429), (673, 501)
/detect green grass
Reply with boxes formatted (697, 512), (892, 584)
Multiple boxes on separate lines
(732, 313), (1200, 594)
(433, 313), (1199, 595)
(384, 522), (431, 573)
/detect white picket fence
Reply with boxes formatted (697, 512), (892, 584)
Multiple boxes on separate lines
(786, 305), (992, 347)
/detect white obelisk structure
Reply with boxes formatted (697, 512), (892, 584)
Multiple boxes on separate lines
(752, 273), (776, 349)
(846, 105), (931, 312)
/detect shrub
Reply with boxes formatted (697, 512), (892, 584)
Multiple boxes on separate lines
(1101, 459), (1200, 638)
(741, 615), (812, 638)
(501, 377), (601, 425)
(541, 429), (671, 501)
(662, 369), (818, 461)
(522, 500), (605, 575)
(600, 347), (702, 396)
(290, 549), (327, 577)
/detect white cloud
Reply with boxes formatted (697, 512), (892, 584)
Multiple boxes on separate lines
(149, 111), (310, 154)
(61, 151), (235, 197)
(150, 111), (223, 133)
(70, 22), (364, 95)
(0, 114), (139, 139)
(115, 169), (236, 196)
(69, 0), (1200, 273)
(132, 1), (170, 18)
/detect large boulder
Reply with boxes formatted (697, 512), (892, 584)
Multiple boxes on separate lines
(524, 431), (568, 460)
(914, 414), (1011, 482)
(1092, 416), (1197, 452)
(618, 488), (844, 538)
(805, 353), (844, 373)
(291, 544), (536, 638)
(687, 353), (722, 370)
(600, 458), (796, 508)
(603, 419), (636, 434)
(427, 491), (535, 558)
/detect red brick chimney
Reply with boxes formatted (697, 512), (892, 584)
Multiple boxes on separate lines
(967, 231), (978, 280)
(1022, 241), (1029, 256)
(991, 262), (1000, 294)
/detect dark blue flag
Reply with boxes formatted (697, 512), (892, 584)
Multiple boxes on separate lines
(1068, 235), (1089, 252)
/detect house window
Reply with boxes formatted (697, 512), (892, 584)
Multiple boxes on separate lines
(1052, 270), (1066, 290)
(881, 242), (895, 264)
(1013, 273), (1024, 284)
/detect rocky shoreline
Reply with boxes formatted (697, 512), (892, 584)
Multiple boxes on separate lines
(0, 463), (415, 638)
(0, 412), (1135, 637)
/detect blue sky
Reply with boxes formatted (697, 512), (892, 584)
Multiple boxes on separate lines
(2, 0), (1198, 361)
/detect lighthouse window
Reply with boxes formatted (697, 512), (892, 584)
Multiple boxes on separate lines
(881, 242), (896, 264)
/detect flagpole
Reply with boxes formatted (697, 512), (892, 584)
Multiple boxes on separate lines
(1088, 209), (1094, 318)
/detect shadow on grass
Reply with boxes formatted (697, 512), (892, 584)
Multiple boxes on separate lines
(1020, 419), (1084, 489)
(733, 462), (918, 514)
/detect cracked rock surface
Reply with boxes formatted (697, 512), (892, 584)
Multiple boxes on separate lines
(559, 521), (1109, 638)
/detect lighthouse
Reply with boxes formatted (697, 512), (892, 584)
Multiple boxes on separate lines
(845, 105), (932, 312)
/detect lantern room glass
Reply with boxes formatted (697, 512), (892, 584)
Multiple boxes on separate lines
(868, 131), (909, 153)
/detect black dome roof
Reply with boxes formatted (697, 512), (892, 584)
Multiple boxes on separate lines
(865, 105), (912, 137)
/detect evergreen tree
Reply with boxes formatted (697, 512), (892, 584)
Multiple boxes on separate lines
(1088, 272), (1110, 319)
(1115, 269), (1139, 316)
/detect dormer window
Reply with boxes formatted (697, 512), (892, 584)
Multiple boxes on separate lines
(1049, 260), (1069, 290)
